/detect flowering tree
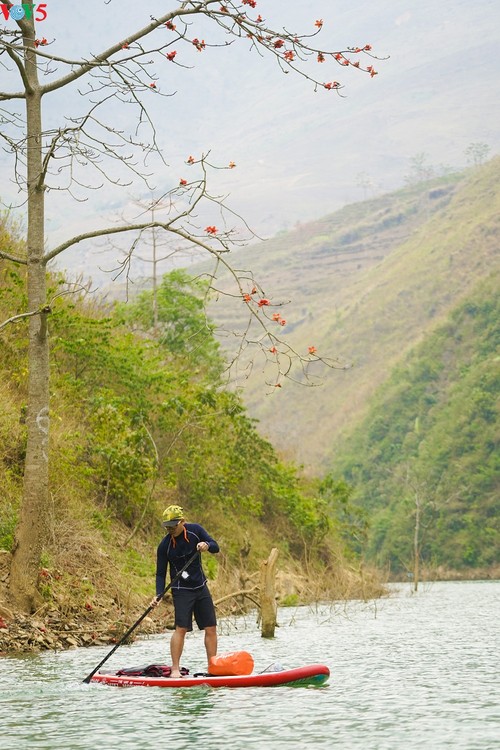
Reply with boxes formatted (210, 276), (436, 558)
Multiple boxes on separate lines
(0, 0), (382, 610)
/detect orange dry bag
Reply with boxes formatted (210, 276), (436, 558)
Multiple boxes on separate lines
(208, 651), (254, 676)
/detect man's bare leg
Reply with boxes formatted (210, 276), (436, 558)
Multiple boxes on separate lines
(170, 627), (187, 677)
(204, 625), (217, 671)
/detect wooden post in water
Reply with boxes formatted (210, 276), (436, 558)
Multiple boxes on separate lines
(260, 547), (279, 638)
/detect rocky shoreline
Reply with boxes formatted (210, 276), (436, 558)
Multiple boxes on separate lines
(0, 548), (175, 655)
(0, 604), (172, 655)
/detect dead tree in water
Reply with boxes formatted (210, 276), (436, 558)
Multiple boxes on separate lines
(260, 548), (279, 638)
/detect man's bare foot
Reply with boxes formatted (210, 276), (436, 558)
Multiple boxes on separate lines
(170, 669), (182, 678)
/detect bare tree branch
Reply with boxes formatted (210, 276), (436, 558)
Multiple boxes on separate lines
(38, 5), (215, 96)
(0, 284), (89, 331)
(42, 218), (229, 265)
(0, 307), (46, 331)
(3, 38), (31, 93)
(0, 247), (27, 263)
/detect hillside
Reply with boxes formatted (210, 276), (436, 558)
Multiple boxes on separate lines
(0, 262), (383, 649)
(327, 275), (500, 573)
(205, 159), (500, 470)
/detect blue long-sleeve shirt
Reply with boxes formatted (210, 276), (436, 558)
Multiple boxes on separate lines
(155, 523), (219, 596)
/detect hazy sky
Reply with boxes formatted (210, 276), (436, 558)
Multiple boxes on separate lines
(1, 0), (499, 284)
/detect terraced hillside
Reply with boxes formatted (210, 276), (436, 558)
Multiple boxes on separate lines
(206, 159), (500, 470)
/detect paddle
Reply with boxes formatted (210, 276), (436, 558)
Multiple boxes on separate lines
(82, 548), (199, 683)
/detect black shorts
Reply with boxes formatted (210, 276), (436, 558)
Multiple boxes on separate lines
(172, 585), (217, 631)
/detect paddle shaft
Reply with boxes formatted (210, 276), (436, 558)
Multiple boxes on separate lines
(82, 548), (200, 683)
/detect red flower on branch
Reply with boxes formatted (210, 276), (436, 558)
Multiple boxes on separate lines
(122, 43), (129, 50)
(258, 298), (270, 307)
(364, 44), (372, 51)
(269, 346), (277, 354)
(165, 20), (176, 30)
(229, 161), (236, 168)
(187, 155), (195, 164)
(315, 19), (323, 28)
(243, 293), (252, 302)
(273, 39), (285, 49)
(205, 225), (218, 235)
(317, 52), (325, 63)
(279, 319), (286, 326)
(284, 50), (294, 61)
(192, 38), (206, 51)
(256, 15), (263, 23)
(179, 178), (187, 186)
(149, 82), (157, 89)
(272, 312), (281, 321)
(324, 81), (340, 90)
(166, 51), (177, 61)
(308, 346), (317, 354)
(242, 0), (257, 7)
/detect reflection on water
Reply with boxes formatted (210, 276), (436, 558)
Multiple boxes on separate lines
(159, 686), (217, 717)
(1, 581), (499, 749)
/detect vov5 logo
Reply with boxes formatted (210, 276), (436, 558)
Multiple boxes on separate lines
(1, 3), (48, 21)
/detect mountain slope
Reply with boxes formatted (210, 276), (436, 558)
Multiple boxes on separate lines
(207, 159), (500, 470)
(327, 274), (500, 571)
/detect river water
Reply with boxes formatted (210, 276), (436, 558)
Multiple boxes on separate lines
(0, 581), (499, 750)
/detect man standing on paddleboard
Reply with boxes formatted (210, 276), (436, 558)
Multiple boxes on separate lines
(150, 505), (219, 678)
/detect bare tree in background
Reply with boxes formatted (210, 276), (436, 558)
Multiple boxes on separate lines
(401, 462), (458, 592)
(404, 152), (435, 186)
(465, 142), (491, 167)
(0, 0), (383, 611)
(106, 194), (194, 336)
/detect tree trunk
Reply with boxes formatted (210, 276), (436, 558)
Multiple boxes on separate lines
(9, 20), (49, 612)
(413, 495), (420, 593)
(151, 207), (159, 336)
(260, 547), (279, 638)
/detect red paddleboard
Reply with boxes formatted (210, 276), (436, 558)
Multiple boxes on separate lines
(91, 663), (330, 689)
